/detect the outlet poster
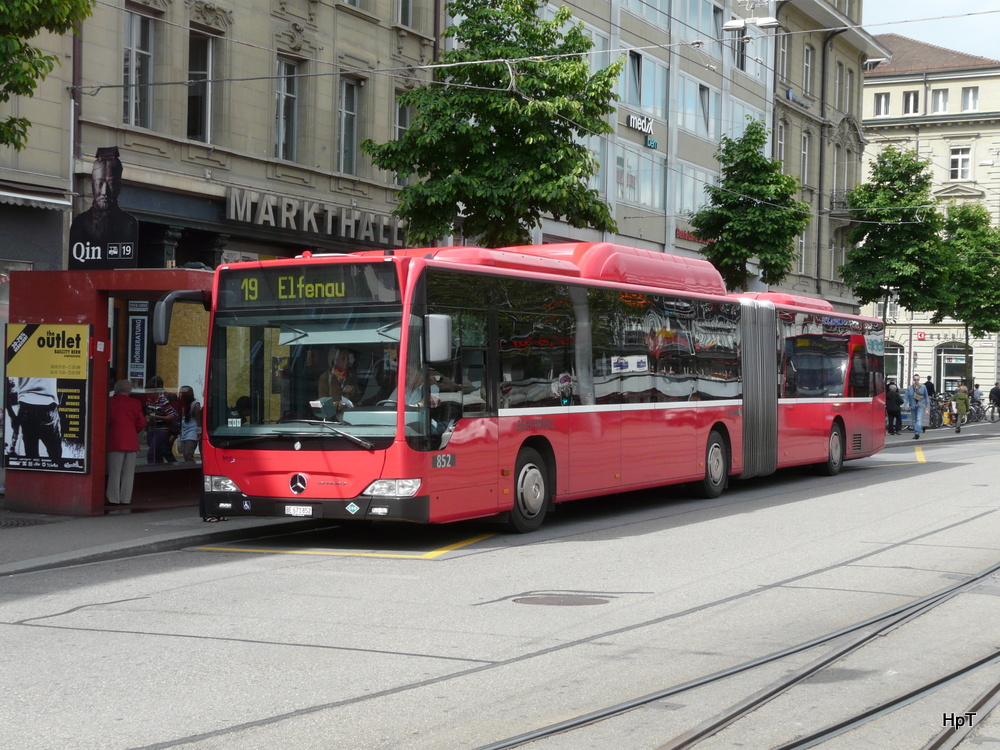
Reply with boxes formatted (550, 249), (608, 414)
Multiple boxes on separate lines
(4, 324), (91, 473)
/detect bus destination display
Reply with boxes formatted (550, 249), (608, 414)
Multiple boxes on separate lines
(218, 264), (399, 309)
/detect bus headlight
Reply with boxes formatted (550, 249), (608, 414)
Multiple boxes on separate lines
(363, 479), (421, 497)
(204, 475), (242, 493)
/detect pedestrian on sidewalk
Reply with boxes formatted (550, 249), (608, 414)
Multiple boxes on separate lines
(107, 379), (146, 506)
(905, 374), (929, 439)
(886, 382), (903, 435)
(177, 385), (202, 462)
(953, 383), (970, 434)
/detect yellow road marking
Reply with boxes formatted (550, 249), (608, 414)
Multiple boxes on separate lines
(915, 446), (926, 462)
(195, 532), (494, 559)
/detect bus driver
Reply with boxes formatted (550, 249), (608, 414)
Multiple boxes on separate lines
(317, 348), (360, 411)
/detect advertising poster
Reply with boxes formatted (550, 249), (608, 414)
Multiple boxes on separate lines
(4, 324), (90, 473)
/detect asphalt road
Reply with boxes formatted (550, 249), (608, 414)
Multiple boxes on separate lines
(2, 436), (1000, 750)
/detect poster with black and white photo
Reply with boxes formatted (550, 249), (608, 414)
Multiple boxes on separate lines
(4, 324), (91, 473)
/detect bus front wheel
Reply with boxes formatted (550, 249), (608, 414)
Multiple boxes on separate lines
(508, 448), (549, 533)
(697, 431), (728, 499)
(819, 424), (845, 476)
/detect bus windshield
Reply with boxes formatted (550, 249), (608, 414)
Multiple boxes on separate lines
(206, 262), (434, 447)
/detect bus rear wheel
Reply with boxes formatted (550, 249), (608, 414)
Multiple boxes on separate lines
(508, 447), (549, 533)
(818, 424), (844, 476)
(697, 431), (728, 499)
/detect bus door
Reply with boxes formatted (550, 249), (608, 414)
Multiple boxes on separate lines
(420, 331), (500, 522)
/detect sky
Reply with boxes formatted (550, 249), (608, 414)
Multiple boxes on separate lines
(861, 0), (1000, 60)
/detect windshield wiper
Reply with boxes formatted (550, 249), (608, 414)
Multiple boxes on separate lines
(278, 419), (375, 449)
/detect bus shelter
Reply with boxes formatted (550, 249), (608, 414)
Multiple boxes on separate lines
(4, 269), (213, 515)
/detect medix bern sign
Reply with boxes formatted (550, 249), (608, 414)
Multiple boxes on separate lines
(68, 147), (139, 270)
(226, 187), (406, 247)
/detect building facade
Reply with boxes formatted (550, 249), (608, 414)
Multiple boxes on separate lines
(765, 0), (887, 310)
(1, 2), (892, 328)
(862, 34), (1000, 390)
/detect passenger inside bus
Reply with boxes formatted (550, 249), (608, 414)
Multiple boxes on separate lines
(317, 347), (361, 408)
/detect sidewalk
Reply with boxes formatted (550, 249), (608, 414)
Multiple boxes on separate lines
(0, 495), (317, 577)
(1, 421), (997, 577)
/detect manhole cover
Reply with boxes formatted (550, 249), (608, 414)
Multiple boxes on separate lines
(0, 518), (59, 529)
(513, 595), (611, 606)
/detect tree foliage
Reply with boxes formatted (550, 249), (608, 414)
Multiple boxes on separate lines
(361, 0), (622, 248)
(687, 118), (811, 291)
(841, 146), (948, 312)
(0, 0), (93, 150)
(933, 203), (1000, 337)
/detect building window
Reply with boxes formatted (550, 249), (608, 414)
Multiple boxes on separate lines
(962, 86), (979, 112)
(845, 69), (855, 112)
(275, 59), (298, 161)
(796, 232), (806, 274)
(800, 132), (811, 184)
(932, 89), (949, 113)
(874, 92), (890, 117)
(950, 146), (971, 180)
(339, 79), (360, 175)
(776, 33), (788, 80)
(625, 50), (641, 107)
(398, 0), (412, 27)
(678, 74), (720, 141)
(394, 97), (412, 186)
(775, 120), (786, 164)
(834, 62), (844, 111)
(123, 11), (153, 128)
(803, 44), (814, 95)
(903, 90), (919, 115)
(616, 146), (664, 210)
(884, 341), (904, 383)
(187, 33), (214, 143)
(731, 24), (748, 72)
(677, 0), (724, 58)
(675, 162), (715, 215)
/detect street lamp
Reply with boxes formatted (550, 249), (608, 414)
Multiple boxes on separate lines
(723, 16), (781, 31)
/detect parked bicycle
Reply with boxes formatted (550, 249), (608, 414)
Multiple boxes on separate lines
(987, 401), (1000, 424)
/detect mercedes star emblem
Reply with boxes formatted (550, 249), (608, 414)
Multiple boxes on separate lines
(290, 473), (307, 494)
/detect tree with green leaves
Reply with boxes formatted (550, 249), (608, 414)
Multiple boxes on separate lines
(361, 0), (622, 248)
(934, 203), (1000, 336)
(1, 0), (93, 150)
(687, 118), (811, 291)
(931, 203), (1000, 381)
(841, 146), (948, 313)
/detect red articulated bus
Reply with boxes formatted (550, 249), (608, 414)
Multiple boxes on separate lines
(155, 243), (885, 532)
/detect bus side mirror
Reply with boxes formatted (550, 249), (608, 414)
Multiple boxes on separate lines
(153, 289), (210, 346)
(425, 314), (452, 364)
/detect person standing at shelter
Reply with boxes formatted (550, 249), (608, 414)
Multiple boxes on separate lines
(886, 382), (903, 435)
(143, 375), (177, 464)
(990, 382), (1000, 407)
(905, 374), (929, 440)
(177, 385), (202, 462)
(107, 379), (146, 506)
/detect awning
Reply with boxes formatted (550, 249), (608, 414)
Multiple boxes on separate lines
(0, 189), (72, 210)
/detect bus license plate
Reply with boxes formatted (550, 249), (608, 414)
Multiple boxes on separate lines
(285, 505), (313, 517)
